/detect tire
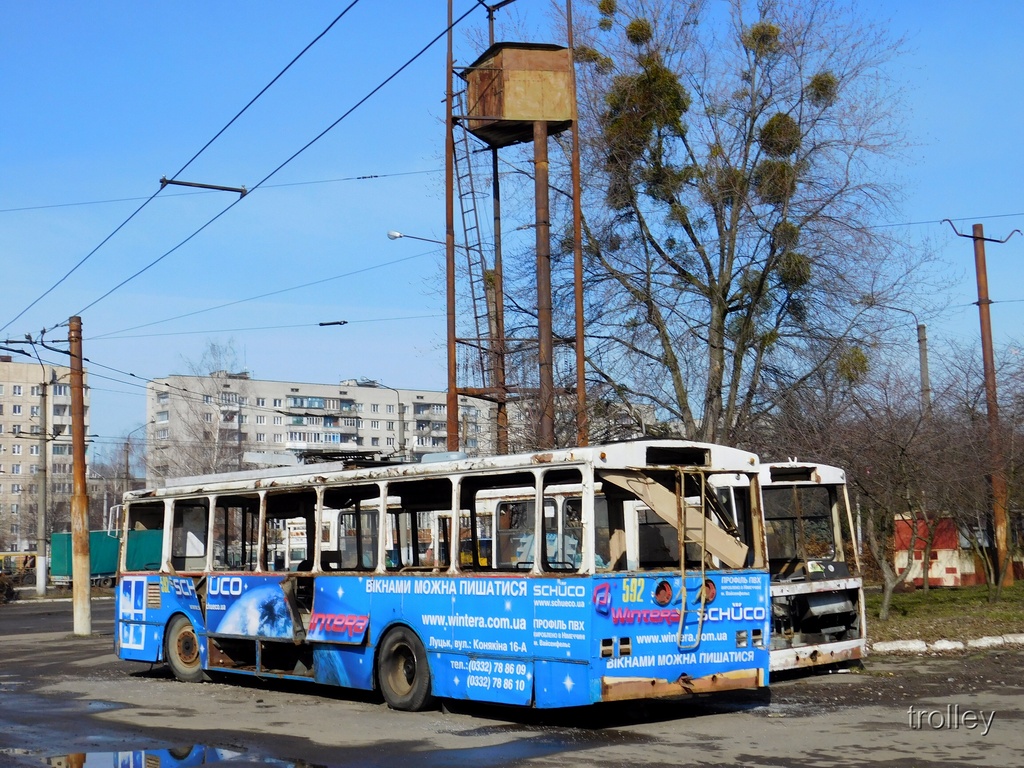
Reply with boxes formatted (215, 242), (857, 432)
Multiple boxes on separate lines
(377, 626), (434, 711)
(165, 615), (205, 683)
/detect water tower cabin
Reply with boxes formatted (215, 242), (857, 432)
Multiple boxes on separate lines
(460, 42), (573, 149)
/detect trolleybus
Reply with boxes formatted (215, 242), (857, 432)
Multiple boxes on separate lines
(758, 461), (865, 671)
(114, 440), (772, 710)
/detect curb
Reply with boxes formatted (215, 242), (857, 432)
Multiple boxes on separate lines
(872, 634), (1024, 654)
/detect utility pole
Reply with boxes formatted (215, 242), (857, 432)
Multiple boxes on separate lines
(237, 401), (244, 471)
(444, 0), (459, 452)
(68, 316), (91, 635)
(35, 370), (48, 596)
(534, 120), (555, 449)
(945, 220), (1020, 588)
(971, 224), (1013, 588)
(123, 437), (131, 499)
(378, 383), (407, 461)
(566, 0), (588, 447)
(916, 323), (932, 416)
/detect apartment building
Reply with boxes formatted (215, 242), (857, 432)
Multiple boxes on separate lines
(0, 355), (87, 551)
(145, 372), (496, 485)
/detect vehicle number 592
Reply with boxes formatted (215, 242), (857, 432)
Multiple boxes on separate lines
(622, 577), (646, 603)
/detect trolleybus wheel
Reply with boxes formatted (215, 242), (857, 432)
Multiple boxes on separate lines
(378, 626), (433, 711)
(165, 615), (205, 683)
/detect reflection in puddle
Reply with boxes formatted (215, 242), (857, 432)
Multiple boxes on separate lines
(45, 746), (295, 767)
(36, 725), (616, 768)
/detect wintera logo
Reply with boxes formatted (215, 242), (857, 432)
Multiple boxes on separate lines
(593, 583), (612, 615)
(309, 612), (369, 636)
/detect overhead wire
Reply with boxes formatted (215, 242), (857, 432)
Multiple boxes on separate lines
(67, 3), (480, 326)
(170, 1), (362, 182)
(0, 3), (363, 336)
(91, 248), (442, 339)
(92, 314), (444, 341)
(27, 333), (443, 424)
(0, 169), (442, 214)
(24, 348), (289, 422)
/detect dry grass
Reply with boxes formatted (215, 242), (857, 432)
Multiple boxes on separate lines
(865, 582), (1024, 644)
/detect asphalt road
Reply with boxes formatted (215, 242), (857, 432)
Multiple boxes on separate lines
(0, 596), (1021, 767)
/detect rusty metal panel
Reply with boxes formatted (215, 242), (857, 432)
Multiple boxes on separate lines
(600, 667), (763, 702)
(769, 638), (864, 672)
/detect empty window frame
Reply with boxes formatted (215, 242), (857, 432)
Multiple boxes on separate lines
(123, 501), (165, 572)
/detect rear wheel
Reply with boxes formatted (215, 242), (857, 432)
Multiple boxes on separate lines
(378, 626), (433, 711)
(165, 615), (205, 683)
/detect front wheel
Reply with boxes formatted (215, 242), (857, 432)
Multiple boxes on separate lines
(165, 615), (205, 683)
(378, 626), (433, 711)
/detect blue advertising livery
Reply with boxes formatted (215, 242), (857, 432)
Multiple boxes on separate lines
(117, 569), (770, 708)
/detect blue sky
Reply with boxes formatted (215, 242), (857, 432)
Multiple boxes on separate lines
(0, 1), (1021, 453)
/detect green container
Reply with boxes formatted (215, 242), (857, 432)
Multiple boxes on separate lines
(49, 530), (122, 584)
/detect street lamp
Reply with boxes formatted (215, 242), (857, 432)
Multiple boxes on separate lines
(387, 231), (444, 245)
(123, 422), (150, 496)
(374, 381), (407, 462)
(858, 298), (931, 415)
(389, 229), (459, 452)
(886, 307), (931, 415)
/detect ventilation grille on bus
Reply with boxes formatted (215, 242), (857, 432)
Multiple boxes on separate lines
(646, 446), (710, 467)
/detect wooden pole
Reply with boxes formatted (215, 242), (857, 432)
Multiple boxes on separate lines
(972, 224), (1013, 587)
(69, 315), (92, 635)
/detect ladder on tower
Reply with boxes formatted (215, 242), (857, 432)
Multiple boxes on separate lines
(452, 89), (492, 392)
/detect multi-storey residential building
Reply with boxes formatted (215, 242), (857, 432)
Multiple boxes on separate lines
(0, 355), (87, 551)
(145, 373), (496, 485)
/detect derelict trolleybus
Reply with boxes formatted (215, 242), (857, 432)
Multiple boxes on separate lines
(114, 440), (772, 710)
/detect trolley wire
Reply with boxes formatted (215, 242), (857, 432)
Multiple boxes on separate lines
(0, 3), (362, 335)
(91, 248), (441, 339)
(67, 4), (478, 326)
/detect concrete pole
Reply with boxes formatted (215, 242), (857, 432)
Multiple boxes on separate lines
(382, 385), (406, 460)
(397, 399), (406, 461)
(35, 373), (48, 596)
(124, 437), (131, 499)
(972, 224), (1013, 587)
(68, 316), (92, 635)
(916, 323), (932, 415)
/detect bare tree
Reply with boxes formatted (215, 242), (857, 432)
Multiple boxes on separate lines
(937, 341), (1024, 600)
(521, 0), (937, 444)
(148, 341), (252, 481)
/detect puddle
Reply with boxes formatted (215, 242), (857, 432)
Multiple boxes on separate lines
(84, 701), (123, 713)
(38, 747), (297, 766)
(14, 734), (601, 768)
